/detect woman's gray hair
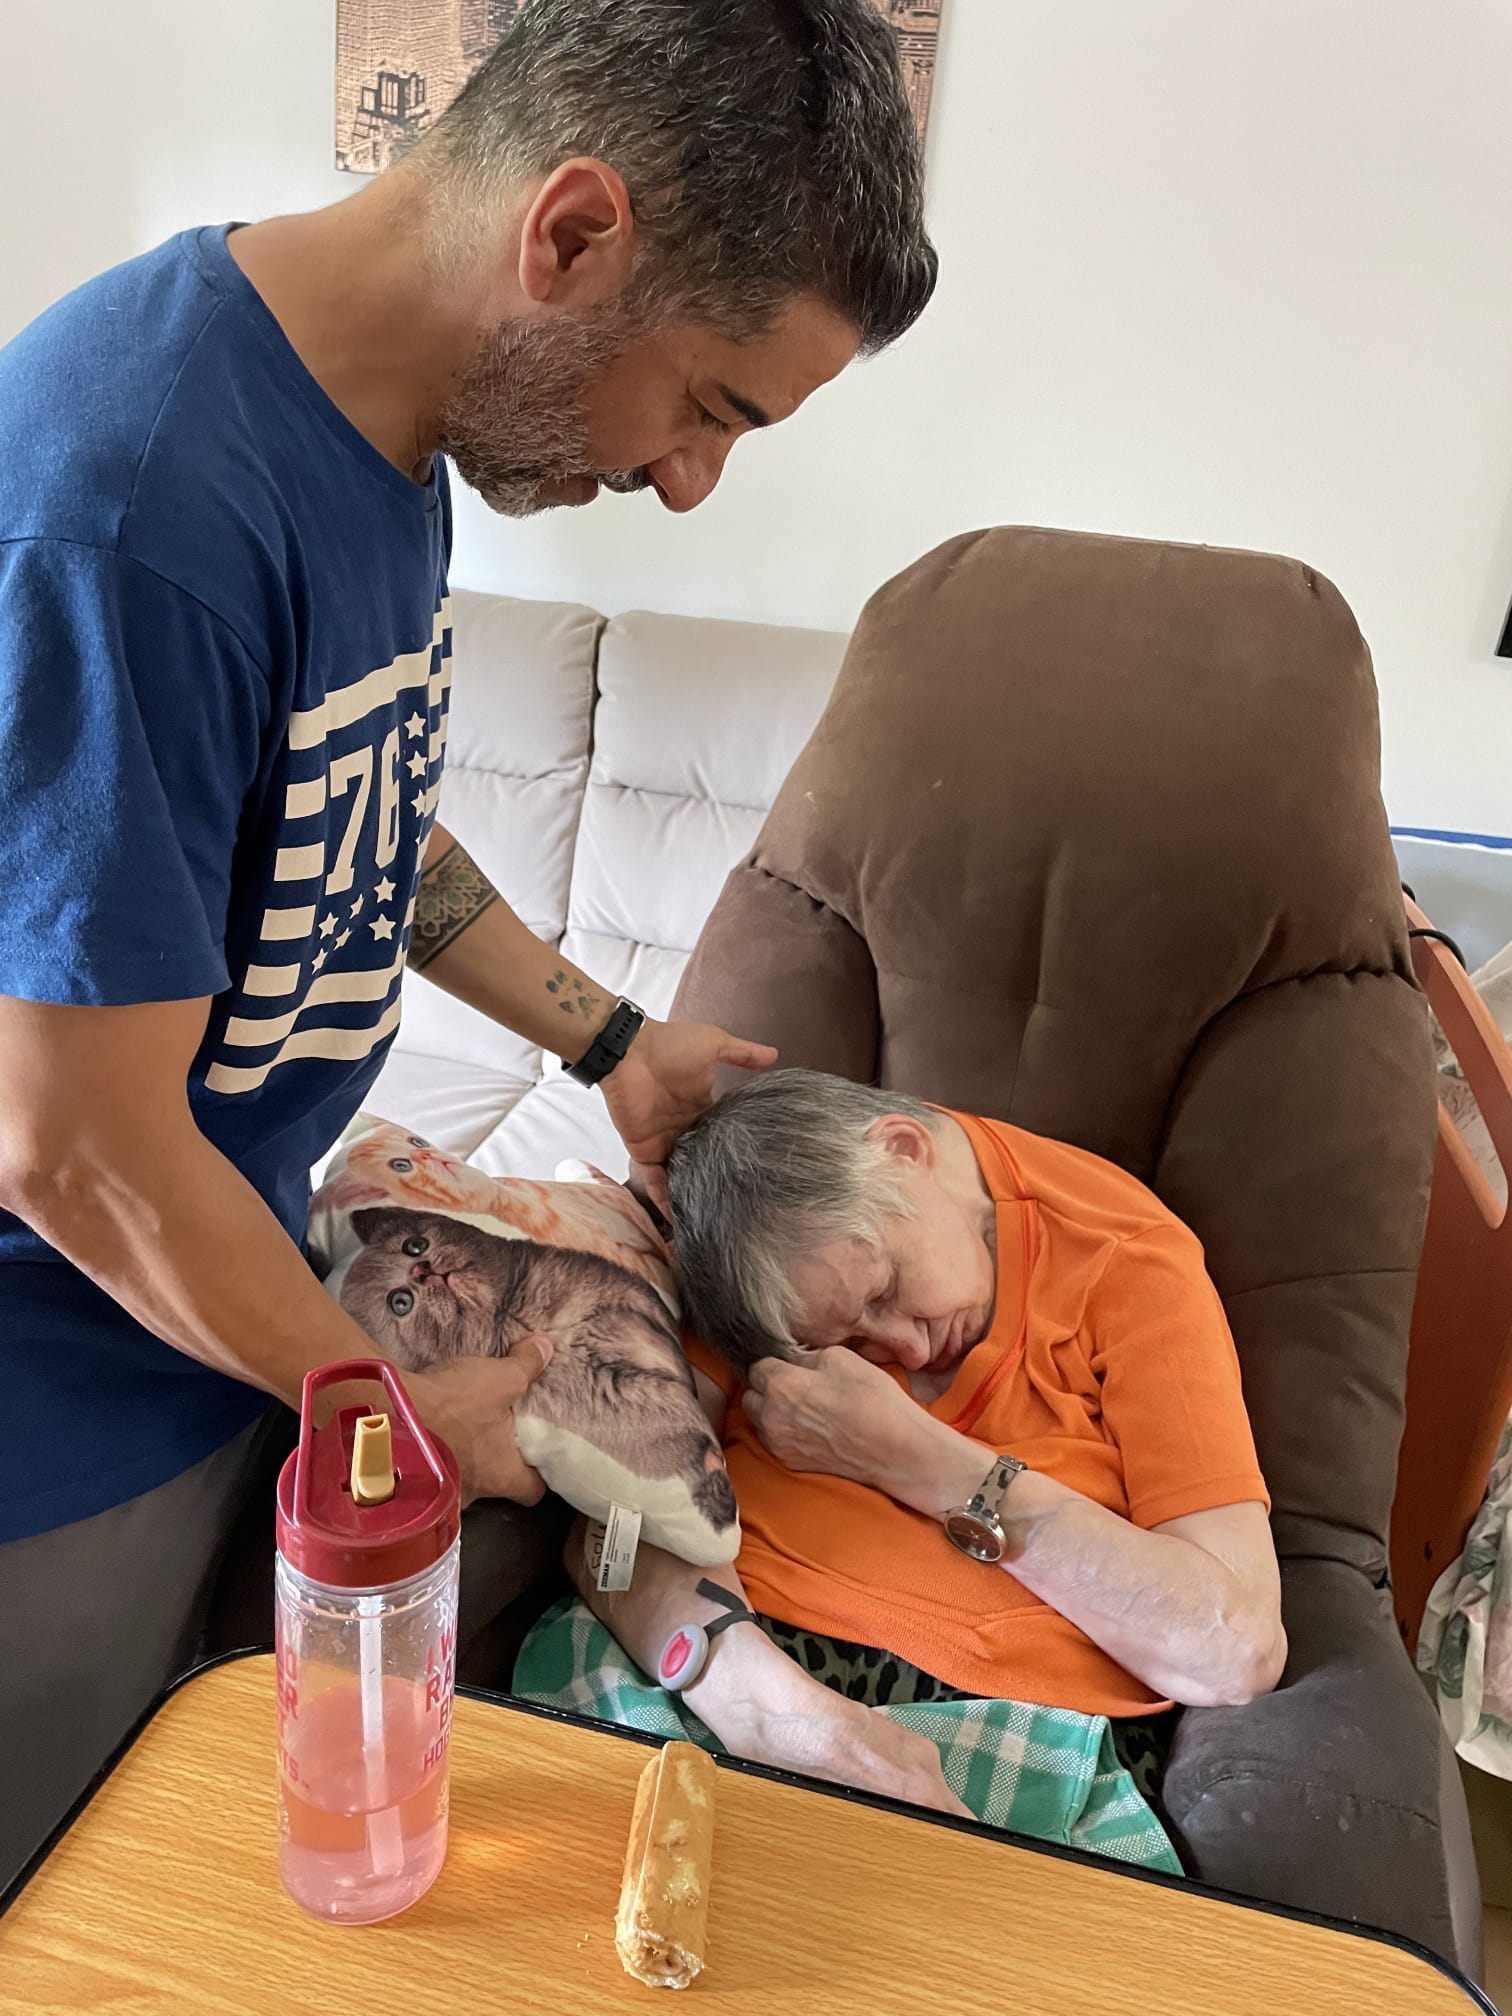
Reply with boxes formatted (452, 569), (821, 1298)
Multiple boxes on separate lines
(419, 0), (937, 354)
(667, 1069), (939, 1370)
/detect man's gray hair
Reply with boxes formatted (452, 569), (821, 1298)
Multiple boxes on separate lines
(667, 1068), (939, 1370)
(421, 0), (937, 353)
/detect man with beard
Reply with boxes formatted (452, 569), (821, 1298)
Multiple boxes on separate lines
(0, 0), (936, 1882)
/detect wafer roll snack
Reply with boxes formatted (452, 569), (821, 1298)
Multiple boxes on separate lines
(615, 1742), (718, 1989)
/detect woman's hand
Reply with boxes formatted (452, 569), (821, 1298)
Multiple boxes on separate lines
(743, 1351), (994, 1516)
(752, 1689), (971, 1821)
(601, 1018), (778, 1211)
(742, 1348), (945, 1500)
(698, 1632), (970, 1822)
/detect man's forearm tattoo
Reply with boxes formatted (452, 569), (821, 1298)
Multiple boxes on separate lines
(545, 967), (605, 1025)
(407, 842), (499, 971)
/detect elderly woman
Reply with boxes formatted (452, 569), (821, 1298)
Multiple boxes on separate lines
(557, 1068), (1284, 1823)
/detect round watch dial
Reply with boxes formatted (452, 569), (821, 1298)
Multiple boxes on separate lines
(944, 1508), (1006, 1564)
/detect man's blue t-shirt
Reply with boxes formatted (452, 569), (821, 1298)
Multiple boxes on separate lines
(0, 226), (454, 1541)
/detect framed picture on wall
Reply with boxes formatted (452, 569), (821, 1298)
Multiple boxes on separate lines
(334, 2), (945, 177)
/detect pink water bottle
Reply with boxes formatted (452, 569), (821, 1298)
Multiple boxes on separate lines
(274, 1359), (461, 1925)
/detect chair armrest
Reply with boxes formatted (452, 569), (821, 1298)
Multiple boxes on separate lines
(1160, 1556), (1472, 1968)
(1392, 897), (1512, 1646)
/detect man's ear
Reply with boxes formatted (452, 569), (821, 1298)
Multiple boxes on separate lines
(866, 1114), (937, 1170)
(517, 157), (637, 310)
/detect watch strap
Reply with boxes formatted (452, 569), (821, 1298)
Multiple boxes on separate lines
(564, 997), (646, 1087)
(969, 1454), (1027, 1516)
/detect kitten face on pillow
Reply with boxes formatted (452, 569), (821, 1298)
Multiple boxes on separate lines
(337, 1132), (499, 1213)
(325, 1126), (671, 1293)
(343, 1207), (535, 1369)
(342, 1206), (736, 1532)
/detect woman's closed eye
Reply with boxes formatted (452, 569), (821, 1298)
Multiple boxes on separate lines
(863, 1270), (900, 1320)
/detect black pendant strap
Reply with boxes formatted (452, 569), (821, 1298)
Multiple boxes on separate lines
(695, 1578), (759, 1641)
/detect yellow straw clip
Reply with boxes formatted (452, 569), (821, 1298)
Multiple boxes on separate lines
(350, 1413), (396, 1507)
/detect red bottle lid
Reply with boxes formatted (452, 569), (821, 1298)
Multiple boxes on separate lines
(276, 1359), (460, 1592)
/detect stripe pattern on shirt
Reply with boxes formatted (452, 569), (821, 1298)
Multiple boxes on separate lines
(205, 597), (452, 1097)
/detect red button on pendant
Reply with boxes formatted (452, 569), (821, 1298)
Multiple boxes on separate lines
(657, 1623), (710, 1693)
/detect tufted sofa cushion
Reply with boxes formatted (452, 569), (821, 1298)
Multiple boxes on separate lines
(369, 595), (846, 1177)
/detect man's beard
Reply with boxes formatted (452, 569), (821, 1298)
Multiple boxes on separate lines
(435, 308), (651, 519)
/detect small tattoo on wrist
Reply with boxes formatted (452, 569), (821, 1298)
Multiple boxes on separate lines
(546, 970), (603, 1019)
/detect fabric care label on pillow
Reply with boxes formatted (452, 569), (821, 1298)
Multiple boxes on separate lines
(593, 1505), (643, 1594)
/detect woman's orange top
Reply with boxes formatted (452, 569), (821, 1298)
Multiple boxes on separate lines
(689, 1109), (1269, 1718)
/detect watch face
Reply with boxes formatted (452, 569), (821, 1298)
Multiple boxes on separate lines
(944, 1508), (1005, 1565)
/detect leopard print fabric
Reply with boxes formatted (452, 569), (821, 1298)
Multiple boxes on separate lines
(758, 1616), (972, 1706)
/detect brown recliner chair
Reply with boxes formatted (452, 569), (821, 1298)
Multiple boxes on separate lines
(671, 527), (1479, 1967)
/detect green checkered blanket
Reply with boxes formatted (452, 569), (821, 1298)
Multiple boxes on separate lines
(513, 1598), (1180, 1874)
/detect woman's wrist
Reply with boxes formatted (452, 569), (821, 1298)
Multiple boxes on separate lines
(683, 1622), (843, 1766)
(888, 1417), (1000, 1521)
(889, 1421), (1071, 1550)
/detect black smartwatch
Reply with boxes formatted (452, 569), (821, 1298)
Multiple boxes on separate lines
(564, 997), (647, 1088)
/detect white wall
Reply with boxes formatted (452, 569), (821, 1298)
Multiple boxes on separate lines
(6, 0), (1511, 831)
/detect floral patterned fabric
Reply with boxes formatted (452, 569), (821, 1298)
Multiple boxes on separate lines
(1418, 1421), (1512, 1778)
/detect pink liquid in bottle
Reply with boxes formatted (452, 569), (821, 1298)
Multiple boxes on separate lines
(278, 1674), (451, 1924)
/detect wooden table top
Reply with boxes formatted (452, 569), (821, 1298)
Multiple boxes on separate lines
(0, 1652), (1488, 2016)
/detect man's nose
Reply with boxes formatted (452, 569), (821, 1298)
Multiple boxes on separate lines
(647, 434), (733, 514)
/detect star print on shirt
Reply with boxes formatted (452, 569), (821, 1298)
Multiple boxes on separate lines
(208, 589), (452, 1110)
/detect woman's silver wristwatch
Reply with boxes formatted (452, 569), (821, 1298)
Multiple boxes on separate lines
(943, 1454), (1028, 1564)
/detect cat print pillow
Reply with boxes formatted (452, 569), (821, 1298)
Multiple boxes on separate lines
(308, 1119), (739, 1566)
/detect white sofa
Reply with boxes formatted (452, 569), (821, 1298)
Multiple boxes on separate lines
(368, 588), (849, 1174)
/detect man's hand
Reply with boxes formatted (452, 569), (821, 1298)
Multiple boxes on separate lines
(602, 1017), (777, 1209)
(742, 1349), (943, 1500)
(405, 1338), (554, 1507)
(404, 835), (775, 1208)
